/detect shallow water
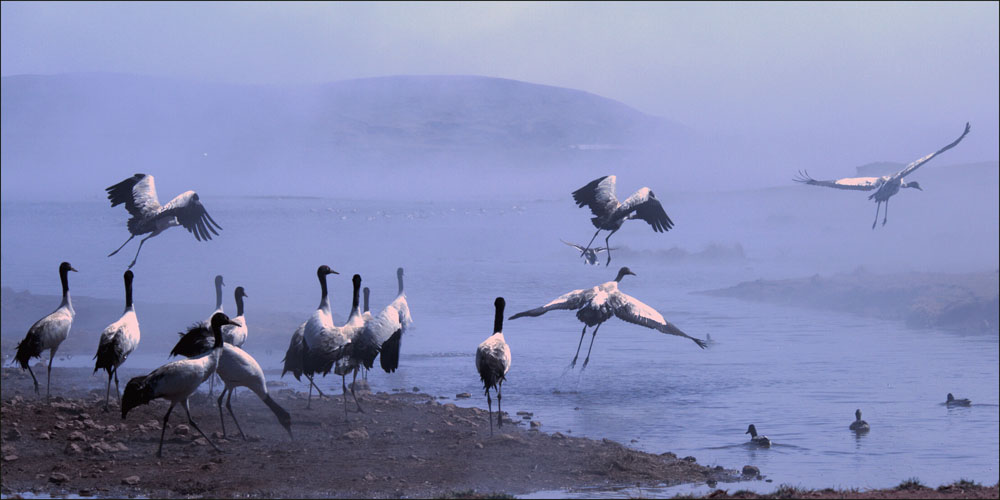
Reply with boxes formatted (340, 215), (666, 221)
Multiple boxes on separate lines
(2, 195), (997, 493)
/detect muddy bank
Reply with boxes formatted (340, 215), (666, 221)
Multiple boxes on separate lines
(691, 480), (999, 499)
(0, 367), (739, 498)
(700, 270), (998, 333)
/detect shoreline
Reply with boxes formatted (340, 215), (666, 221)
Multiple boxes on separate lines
(1, 366), (741, 499)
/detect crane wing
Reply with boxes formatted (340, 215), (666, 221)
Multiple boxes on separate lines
(793, 171), (883, 191)
(106, 173), (163, 220)
(508, 288), (592, 320)
(618, 188), (674, 232)
(161, 191), (223, 242)
(560, 239), (586, 251)
(895, 122), (971, 179)
(572, 175), (619, 218)
(612, 291), (706, 348)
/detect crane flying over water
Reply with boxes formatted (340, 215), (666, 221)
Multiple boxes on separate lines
(106, 173), (223, 269)
(508, 266), (706, 370)
(572, 175), (674, 266)
(794, 122), (970, 229)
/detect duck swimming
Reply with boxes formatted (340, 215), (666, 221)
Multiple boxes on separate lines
(745, 424), (771, 447)
(946, 393), (971, 407)
(849, 409), (870, 432)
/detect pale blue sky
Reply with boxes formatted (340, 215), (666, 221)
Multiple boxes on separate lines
(3, 1), (998, 166)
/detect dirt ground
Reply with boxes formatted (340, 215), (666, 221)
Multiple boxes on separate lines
(0, 366), (739, 498)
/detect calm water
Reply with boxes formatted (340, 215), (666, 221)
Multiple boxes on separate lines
(1, 194), (997, 493)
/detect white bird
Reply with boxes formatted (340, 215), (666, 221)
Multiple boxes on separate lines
(355, 268), (413, 376)
(331, 275), (369, 416)
(850, 409), (870, 433)
(794, 122), (970, 229)
(561, 239), (617, 265)
(122, 312), (240, 457)
(213, 345), (292, 440)
(509, 266), (706, 370)
(745, 424), (771, 448)
(13, 261), (77, 398)
(105, 173), (223, 269)
(223, 287), (248, 347)
(93, 270), (141, 411)
(476, 297), (511, 436)
(572, 175), (674, 266)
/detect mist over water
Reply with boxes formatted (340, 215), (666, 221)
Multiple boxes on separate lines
(2, 179), (997, 491)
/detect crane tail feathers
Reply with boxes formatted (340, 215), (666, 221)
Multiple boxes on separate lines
(379, 330), (403, 373)
(93, 340), (120, 374)
(14, 334), (43, 370)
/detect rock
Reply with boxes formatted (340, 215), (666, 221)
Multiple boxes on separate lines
(4, 428), (22, 441)
(552, 432), (566, 440)
(2, 454), (19, 462)
(742, 465), (760, 477)
(707, 479), (718, 487)
(474, 442), (484, 449)
(516, 411), (533, 416)
(54, 422), (68, 430)
(363, 472), (376, 481)
(530, 421), (542, 428)
(660, 451), (677, 459)
(122, 475), (140, 486)
(341, 429), (369, 440)
(456, 393), (471, 399)
(174, 424), (190, 436)
(64, 443), (83, 455)
(201, 463), (217, 471)
(412, 387), (420, 392)
(192, 437), (208, 446)
(38, 432), (52, 440)
(49, 472), (70, 484)
(68, 431), (88, 442)
(683, 456), (697, 462)
(443, 403), (457, 411)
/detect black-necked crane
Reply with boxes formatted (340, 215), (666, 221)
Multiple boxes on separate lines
(105, 173), (223, 269)
(169, 275), (227, 396)
(476, 297), (511, 436)
(850, 409), (870, 432)
(745, 424), (771, 448)
(13, 261), (77, 398)
(794, 122), (970, 229)
(281, 322), (328, 409)
(331, 274), (369, 416)
(509, 266), (706, 370)
(93, 270), (141, 411)
(354, 268), (413, 375)
(572, 175), (674, 266)
(122, 312), (240, 457)
(223, 286), (248, 347)
(561, 239), (616, 266)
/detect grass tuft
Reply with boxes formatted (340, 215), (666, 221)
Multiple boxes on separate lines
(896, 477), (926, 490)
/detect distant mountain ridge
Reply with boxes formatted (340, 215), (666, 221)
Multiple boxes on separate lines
(1, 72), (691, 198)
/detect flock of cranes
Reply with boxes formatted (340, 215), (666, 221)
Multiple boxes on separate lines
(9, 121), (976, 456)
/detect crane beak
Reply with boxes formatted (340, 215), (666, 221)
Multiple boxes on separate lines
(70, 267), (79, 272)
(228, 319), (241, 327)
(329, 270), (340, 275)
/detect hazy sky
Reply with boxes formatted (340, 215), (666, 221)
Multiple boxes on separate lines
(2, 1), (998, 167)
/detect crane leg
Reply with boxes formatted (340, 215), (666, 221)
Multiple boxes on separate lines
(350, 369), (364, 413)
(182, 399), (221, 452)
(128, 234), (155, 269)
(225, 388), (247, 440)
(486, 388), (494, 436)
(309, 376), (328, 398)
(604, 229), (619, 266)
(46, 348), (56, 400)
(581, 229), (602, 256)
(104, 370), (114, 411)
(871, 201), (881, 230)
(25, 364), (40, 396)
(107, 234), (135, 257)
(341, 374), (349, 420)
(306, 381), (313, 409)
(217, 388), (228, 438)
(497, 380), (503, 429)
(208, 372), (215, 397)
(569, 324), (588, 368)
(114, 367), (122, 407)
(157, 402), (176, 458)
(582, 323), (603, 369)
(882, 199), (889, 226)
